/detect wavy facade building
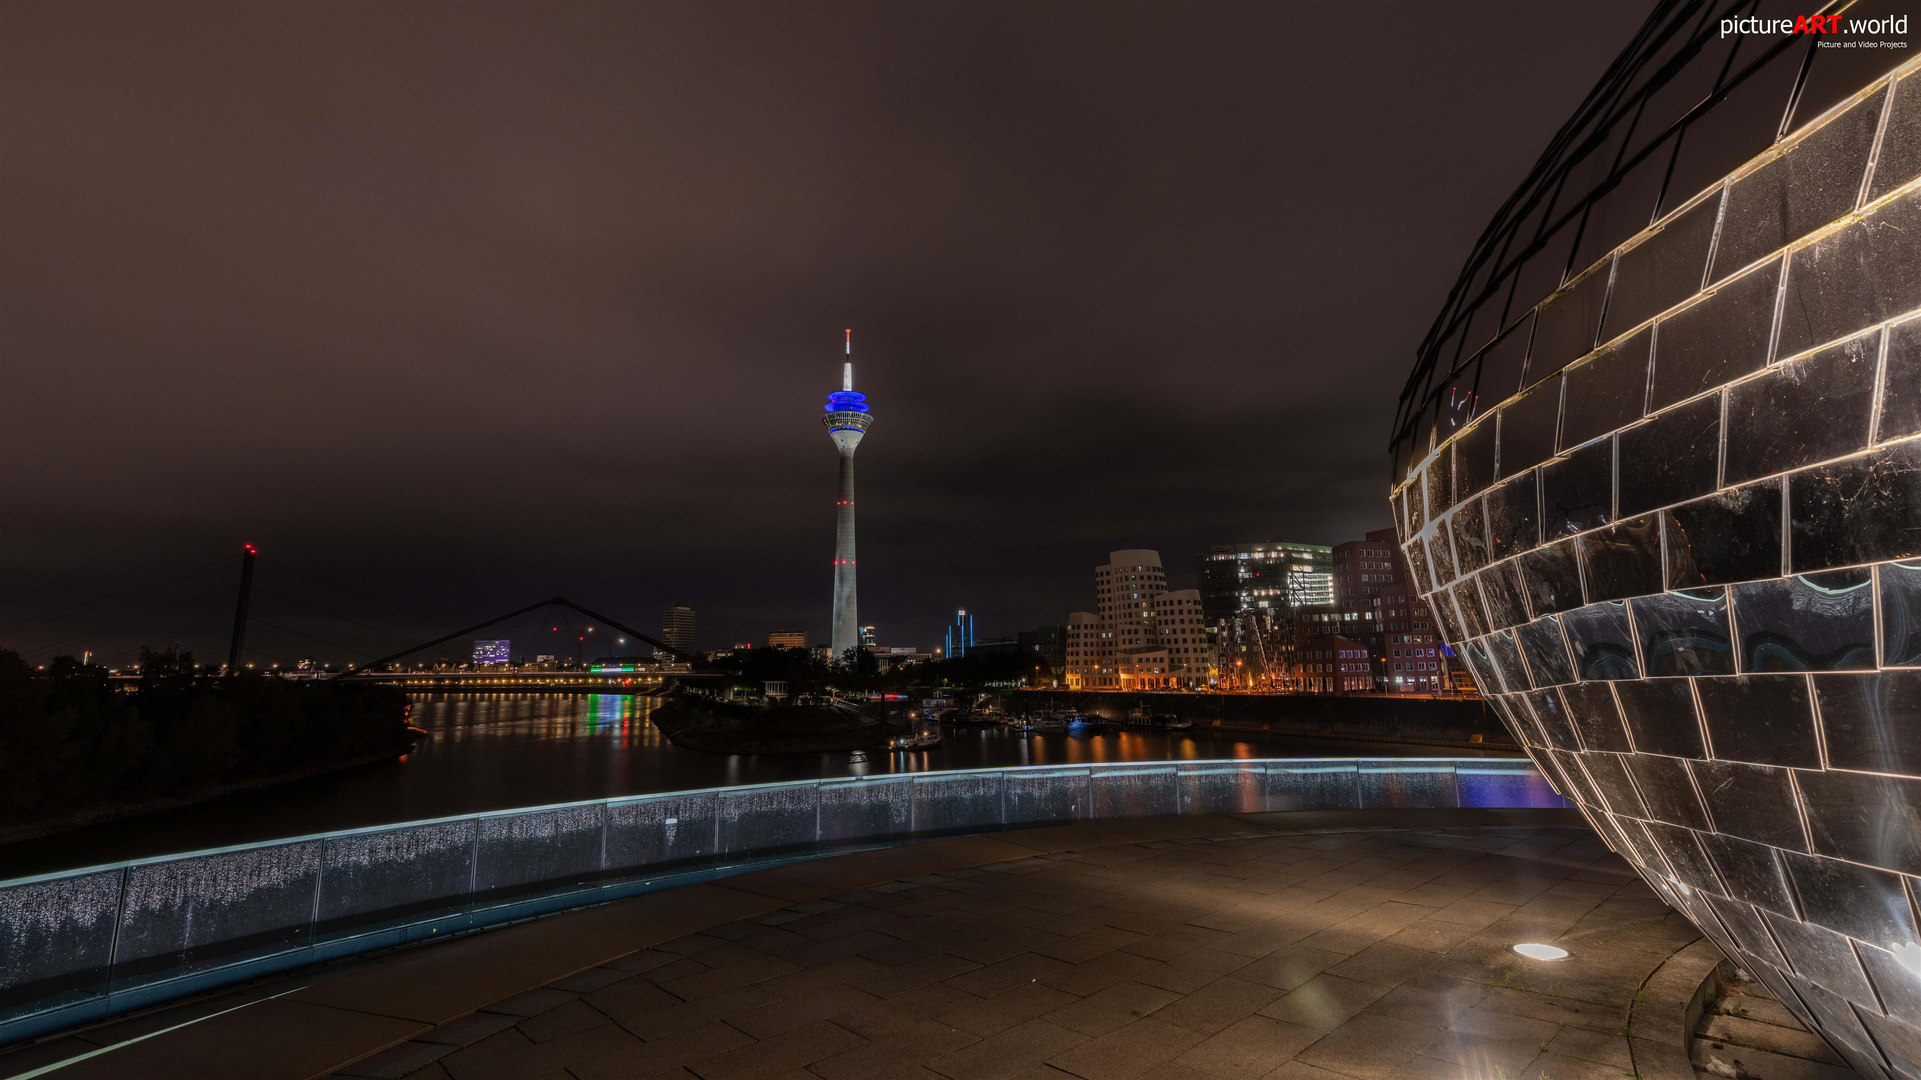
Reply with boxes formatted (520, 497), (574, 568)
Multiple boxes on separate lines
(1388, 3), (1921, 1074)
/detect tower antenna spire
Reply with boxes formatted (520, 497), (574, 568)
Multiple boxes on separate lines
(843, 328), (853, 391)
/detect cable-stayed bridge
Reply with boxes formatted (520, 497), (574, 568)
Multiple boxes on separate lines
(0, 546), (713, 692)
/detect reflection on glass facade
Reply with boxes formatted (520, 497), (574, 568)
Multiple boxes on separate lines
(1389, 4), (1921, 1074)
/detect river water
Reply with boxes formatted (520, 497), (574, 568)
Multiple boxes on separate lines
(0, 692), (1518, 877)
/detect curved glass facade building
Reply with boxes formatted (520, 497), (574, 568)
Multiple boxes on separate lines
(1388, 2), (1921, 1073)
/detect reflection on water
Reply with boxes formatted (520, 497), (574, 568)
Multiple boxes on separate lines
(0, 693), (1515, 877)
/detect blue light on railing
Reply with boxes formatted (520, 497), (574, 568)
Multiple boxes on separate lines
(823, 390), (870, 413)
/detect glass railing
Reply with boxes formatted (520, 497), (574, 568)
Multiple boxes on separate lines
(0, 758), (1568, 1045)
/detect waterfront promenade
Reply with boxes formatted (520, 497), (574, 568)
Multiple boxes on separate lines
(1, 809), (1726, 1080)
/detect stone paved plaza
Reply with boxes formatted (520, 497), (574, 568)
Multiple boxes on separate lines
(329, 821), (1703, 1080)
(4, 813), (1743, 1080)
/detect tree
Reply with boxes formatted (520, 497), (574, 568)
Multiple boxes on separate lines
(835, 646), (880, 692)
(0, 647), (410, 822)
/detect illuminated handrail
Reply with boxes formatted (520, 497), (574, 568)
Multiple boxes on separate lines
(0, 757), (1567, 1044)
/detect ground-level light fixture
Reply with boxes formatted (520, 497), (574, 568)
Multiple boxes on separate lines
(1512, 943), (1569, 961)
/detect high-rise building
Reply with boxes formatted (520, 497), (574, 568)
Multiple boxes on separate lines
(822, 329), (873, 662)
(1195, 543), (1333, 621)
(1151, 589), (1214, 689)
(1331, 530), (1401, 615)
(1096, 549), (1164, 650)
(766, 630), (807, 650)
(1388, 23), (1920, 1070)
(657, 604), (695, 657)
(858, 625), (877, 649)
(1063, 612), (1100, 690)
(943, 609), (974, 659)
(1321, 528), (1405, 691)
(1379, 580), (1450, 695)
(1204, 531), (1404, 695)
(1066, 550), (1215, 690)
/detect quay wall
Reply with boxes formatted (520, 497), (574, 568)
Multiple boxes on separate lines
(1005, 691), (1516, 751)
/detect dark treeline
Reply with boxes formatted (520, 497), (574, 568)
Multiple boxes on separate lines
(0, 648), (414, 820)
(709, 646), (1046, 696)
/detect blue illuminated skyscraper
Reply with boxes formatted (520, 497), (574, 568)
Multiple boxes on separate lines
(823, 330), (873, 661)
(944, 609), (974, 659)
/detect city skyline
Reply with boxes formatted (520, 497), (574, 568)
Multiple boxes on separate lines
(0, 0), (1649, 658)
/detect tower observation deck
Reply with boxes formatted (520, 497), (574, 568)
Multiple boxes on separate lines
(823, 329), (872, 661)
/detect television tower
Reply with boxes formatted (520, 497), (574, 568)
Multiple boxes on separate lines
(823, 329), (873, 662)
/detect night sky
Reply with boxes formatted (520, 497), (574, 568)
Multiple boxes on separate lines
(2, 1), (1648, 664)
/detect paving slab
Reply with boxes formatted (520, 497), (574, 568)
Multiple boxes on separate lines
(1045, 1016), (1204, 1080)
(1172, 1014), (1320, 1080)
(1043, 981), (1181, 1037)
(1258, 974), (1391, 1032)
(1291, 1011), (1440, 1079)
(1148, 976), (1283, 1035)
(924, 1018), (1089, 1080)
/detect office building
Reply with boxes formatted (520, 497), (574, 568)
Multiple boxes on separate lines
(872, 648), (928, 672)
(858, 625), (876, 649)
(1195, 542), (1332, 621)
(1331, 530), (1400, 615)
(1310, 528), (1410, 693)
(1063, 612), (1102, 690)
(1152, 590), (1213, 689)
(1294, 635), (1371, 694)
(1379, 580), (1449, 694)
(1017, 625), (1066, 679)
(943, 609), (974, 659)
(968, 637), (1018, 660)
(1388, 26), (1921, 1070)
(766, 630), (807, 650)
(1213, 614), (1286, 692)
(1065, 550), (1215, 690)
(657, 604), (694, 658)
(822, 329), (873, 661)
(1096, 549), (1164, 650)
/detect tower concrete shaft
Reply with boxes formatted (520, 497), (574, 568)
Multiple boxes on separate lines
(822, 331), (873, 663)
(831, 448), (858, 659)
